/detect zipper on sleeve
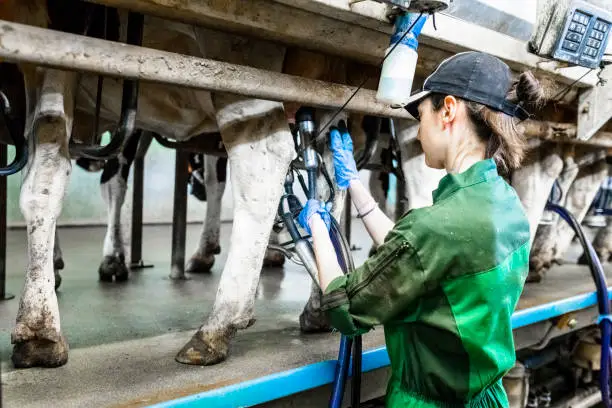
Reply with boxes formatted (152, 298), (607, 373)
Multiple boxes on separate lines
(347, 242), (410, 298)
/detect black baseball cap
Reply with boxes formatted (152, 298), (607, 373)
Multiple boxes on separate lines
(404, 51), (530, 121)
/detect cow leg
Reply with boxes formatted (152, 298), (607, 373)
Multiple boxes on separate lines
(530, 153), (606, 281)
(53, 231), (64, 290)
(263, 229), (286, 267)
(12, 69), (76, 368)
(589, 218), (612, 263)
(511, 144), (564, 248)
(527, 153), (577, 282)
(176, 96), (293, 365)
(186, 155), (227, 273)
(551, 157), (608, 264)
(98, 130), (142, 282)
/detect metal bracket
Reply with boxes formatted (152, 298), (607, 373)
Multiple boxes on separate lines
(577, 62), (612, 140)
(349, 0), (450, 13)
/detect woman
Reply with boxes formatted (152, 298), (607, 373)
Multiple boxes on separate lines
(298, 51), (545, 407)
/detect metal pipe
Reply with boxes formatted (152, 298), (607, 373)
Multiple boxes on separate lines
(528, 322), (557, 351)
(131, 155), (144, 264)
(522, 346), (561, 369)
(129, 154), (153, 269)
(344, 192), (352, 247)
(355, 116), (380, 170)
(170, 149), (190, 279)
(550, 388), (602, 408)
(152, 133), (227, 157)
(69, 12), (144, 160)
(567, 390), (602, 408)
(0, 21), (411, 119)
(389, 119), (407, 217)
(0, 144), (14, 301)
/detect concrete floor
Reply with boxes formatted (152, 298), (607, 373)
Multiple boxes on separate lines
(1, 221), (380, 408)
(0, 221), (607, 407)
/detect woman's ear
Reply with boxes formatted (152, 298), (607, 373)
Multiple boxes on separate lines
(442, 95), (458, 124)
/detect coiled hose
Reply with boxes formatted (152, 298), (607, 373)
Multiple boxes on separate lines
(546, 202), (611, 408)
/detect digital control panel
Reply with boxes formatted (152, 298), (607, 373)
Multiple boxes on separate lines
(553, 6), (611, 68)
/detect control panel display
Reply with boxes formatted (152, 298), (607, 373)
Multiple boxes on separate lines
(553, 7), (611, 68)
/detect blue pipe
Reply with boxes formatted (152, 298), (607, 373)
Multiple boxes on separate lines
(329, 335), (353, 408)
(546, 203), (611, 408)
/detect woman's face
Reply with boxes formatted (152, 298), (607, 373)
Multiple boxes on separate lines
(416, 98), (449, 170)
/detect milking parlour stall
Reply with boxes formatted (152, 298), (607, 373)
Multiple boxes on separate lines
(1, 0), (612, 407)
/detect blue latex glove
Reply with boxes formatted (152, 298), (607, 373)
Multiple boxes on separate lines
(298, 199), (332, 235)
(329, 120), (359, 190)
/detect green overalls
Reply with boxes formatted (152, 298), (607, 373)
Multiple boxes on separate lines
(321, 159), (530, 408)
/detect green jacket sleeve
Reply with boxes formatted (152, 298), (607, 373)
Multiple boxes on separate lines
(320, 228), (428, 337)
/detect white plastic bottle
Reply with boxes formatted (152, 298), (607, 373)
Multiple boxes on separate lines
(376, 13), (428, 107)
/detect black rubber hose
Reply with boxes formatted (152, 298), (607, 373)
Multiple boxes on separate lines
(320, 160), (336, 206)
(355, 116), (380, 171)
(0, 92), (28, 176)
(69, 12), (143, 160)
(294, 169), (309, 198)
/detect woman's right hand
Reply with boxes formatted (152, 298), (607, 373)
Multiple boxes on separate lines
(298, 199), (332, 235)
(329, 120), (359, 190)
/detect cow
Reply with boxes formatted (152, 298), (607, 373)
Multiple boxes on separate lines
(3, 0), (392, 368)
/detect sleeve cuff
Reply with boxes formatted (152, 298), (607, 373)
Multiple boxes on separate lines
(321, 275), (369, 337)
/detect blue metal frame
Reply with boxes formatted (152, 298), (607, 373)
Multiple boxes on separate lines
(149, 288), (612, 408)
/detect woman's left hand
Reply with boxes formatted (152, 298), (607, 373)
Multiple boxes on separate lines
(298, 199), (332, 235)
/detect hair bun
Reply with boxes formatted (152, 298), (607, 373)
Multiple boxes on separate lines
(516, 71), (546, 109)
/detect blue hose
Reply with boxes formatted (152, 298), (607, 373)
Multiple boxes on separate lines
(546, 203), (611, 408)
(329, 335), (353, 408)
(328, 218), (361, 408)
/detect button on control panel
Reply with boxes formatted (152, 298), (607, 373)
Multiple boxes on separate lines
(553, 5), (612, 68)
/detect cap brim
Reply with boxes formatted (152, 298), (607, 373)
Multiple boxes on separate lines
(403, 90), (431, 120)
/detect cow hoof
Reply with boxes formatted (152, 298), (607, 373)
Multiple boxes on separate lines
(175, 331), (228, 366)
(12, 335), (69, 368)
(526, 271), (543, 283)
(54, 258), (64, 290)
(54, 271), (62, 291)
(185, 255), (214, 274)
(578, 251), (611, 265)
(299, 309), (332, 333)
(98, 255), (129, 283)
(207, 244), (221, 255)
(263, 249), (285, 268)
